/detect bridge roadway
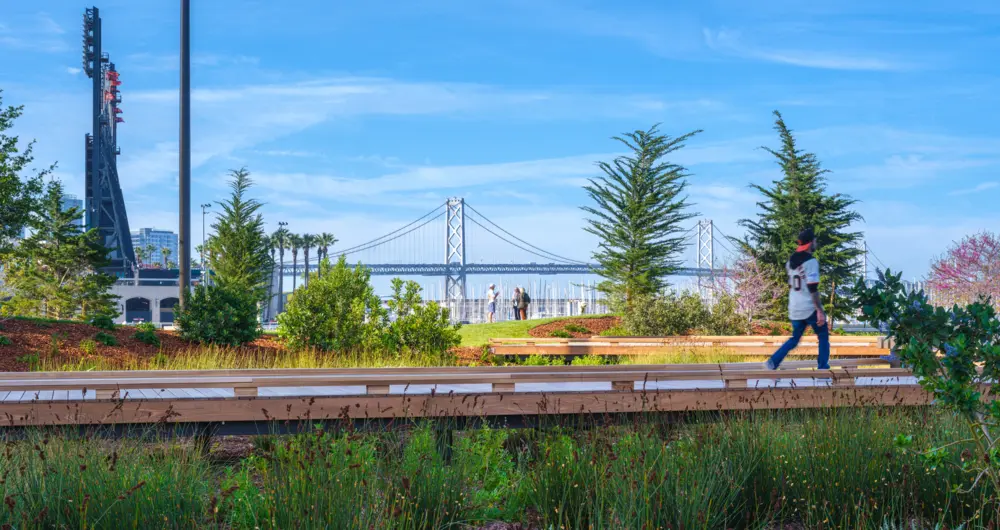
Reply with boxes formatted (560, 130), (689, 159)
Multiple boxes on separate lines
(279, 263), (728, 278)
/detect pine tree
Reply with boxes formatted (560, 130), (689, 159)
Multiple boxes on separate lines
(0, 90), (45, 254)
(206, 167), (272, 303)
(735, 111), (864, 322)
(581, 125), (701, 305)
(1, 181), (117, 320)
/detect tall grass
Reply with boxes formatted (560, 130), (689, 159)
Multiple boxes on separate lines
(2, 409), (997, 528)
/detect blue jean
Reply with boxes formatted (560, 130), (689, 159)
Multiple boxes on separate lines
(769, 312), (830, 369)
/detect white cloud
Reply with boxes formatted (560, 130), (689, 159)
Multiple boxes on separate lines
(949, 181), (999, 196)
(65, 67), (81, 75)
(703, 28), (910, 71)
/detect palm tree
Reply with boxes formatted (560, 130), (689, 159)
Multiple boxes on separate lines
(135, 247), (146, 268)
(161, 247), (171, 269)
(272, 228), (290, 313)
(145, 244), (156, 268)
(195, 244), (204, 268)
(315, 232), (337, 278)
(264, 235), (276, 320)
(289, 234), (302, 291)
(300, 233), (315, 287)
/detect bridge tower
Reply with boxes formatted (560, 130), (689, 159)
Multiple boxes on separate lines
(82, 7), (135, 276)
(697, 219), (714, 299)
(445, 198), (467, 315)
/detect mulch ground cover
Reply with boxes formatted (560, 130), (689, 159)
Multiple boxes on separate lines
(527, 316), (620, 338)
(0, 317), (282, 372)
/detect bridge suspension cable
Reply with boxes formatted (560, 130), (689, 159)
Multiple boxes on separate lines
(464, 213), (582, 265)
(325, 201), (447, 259)
(464, 204), (588, 265)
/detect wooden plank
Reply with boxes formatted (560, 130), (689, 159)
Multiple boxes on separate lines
(366, 385), (390, 395)
(234, 387), (259, 398)
(491, 382), (516, 393)
(0, 386), (933, 427)
(611, 381), (633, 391)
(491, 335), (882, 345)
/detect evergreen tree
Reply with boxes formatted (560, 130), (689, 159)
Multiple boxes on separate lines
(735, 111), (864, 322)
(1, 181), (117, 319)
(206, 168), (272, 303)
(0, 90), (45, 254)
(581, 125), (701, 305)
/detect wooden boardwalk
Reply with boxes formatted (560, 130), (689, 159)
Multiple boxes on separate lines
(0, 357), (925, 432)
(489, 335), (891, 357)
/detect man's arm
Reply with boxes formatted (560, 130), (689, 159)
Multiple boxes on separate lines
(806, 260), (826, 326)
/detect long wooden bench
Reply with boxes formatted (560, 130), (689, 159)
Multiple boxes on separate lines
(0, 360), (924, 430)
(490, 335), (890, 357)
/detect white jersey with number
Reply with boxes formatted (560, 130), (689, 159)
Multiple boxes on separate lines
(787, 256), (820, 320)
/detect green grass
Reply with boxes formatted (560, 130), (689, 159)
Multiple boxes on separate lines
(458, 314), (612, 346)
(1, 408), (996, 529)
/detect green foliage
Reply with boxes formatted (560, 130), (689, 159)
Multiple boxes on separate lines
(0, 180), (118, 320)
(94, 331), (118, 346)
(86, 313), (116, 331)
(79, 338), (97, 355)
(623, 291), (747, 336)
(131, 326), (161, 347)
(15, 352), (40, 370)
(0, 335), (11, 346)
(549, 329), (573, 338)
(278, 256), (385, 353)
(736, 111), (864, 322)
(174, 283), (262, 346)
(0, 90), (46, 255)
(855, 269), (1000, 506)
(563, 323), (590, 334)
(383, 278), (461, 361)
(206, 168), (273, 305)
(570, 354), (611, 366)
(582, 125), (700, 305)
(599, 325), (629, 337)
(519, 354), (563, 366)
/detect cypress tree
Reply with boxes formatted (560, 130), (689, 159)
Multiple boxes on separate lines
(582, 125), (701, 305)
(736, 111), (864, 322)
(206, 167), (272, 303)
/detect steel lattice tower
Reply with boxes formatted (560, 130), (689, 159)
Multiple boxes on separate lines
(697, 219), (714, 298)
(83, 7), (135, 275)
(444, 198), (467, 315)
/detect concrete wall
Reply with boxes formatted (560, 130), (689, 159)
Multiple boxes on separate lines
(111, 284), (184, 325)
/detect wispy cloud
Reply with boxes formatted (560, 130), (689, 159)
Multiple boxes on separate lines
(123, 52), (260, 72)
(65, 67), (81, 75)
(949, 181), (999, 196)
(703, 28), (910, 71)
(0, 12), (68, 52)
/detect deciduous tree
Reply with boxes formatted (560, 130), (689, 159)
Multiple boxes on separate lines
(927, 232), (1000, 309)
(713, 254), (783, 326)
(0, 90), (45, 254)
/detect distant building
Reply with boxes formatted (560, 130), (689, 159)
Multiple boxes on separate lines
(130, 228), (178, 268)
(61, 195), (84, 228)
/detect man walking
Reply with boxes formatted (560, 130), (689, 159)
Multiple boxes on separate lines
(766, 228), (831, 371)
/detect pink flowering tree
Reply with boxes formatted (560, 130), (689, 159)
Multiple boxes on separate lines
(714, 254), (783, 326)
(927, 232), (1000, 309)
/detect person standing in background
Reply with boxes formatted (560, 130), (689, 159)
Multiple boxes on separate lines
(486, 283), (498, 323)
(512, 288), (522, 321)
(518, 287), (530, 321)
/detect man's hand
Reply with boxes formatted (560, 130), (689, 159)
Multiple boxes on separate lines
(816, 309), (827, 328)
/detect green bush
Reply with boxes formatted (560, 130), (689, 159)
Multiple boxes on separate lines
(278, 257), (385, 353)
(382, 278), (461, 361)
(94, 331), (118, 346)
(570, 354), (611, 366)
(174, 283), (261, 346)
(16, 352), (40, 370)
(520, 354), (563, 366)
(0, 334), (11, 346)
(622, 291), (748, 336)
(79, 338), (97, 355)
(131, 321), (161, 346)
(599, 325), (629, 337)
(86, 313), (116, 331)
(549, 329), (573, 338)
(563, 323), (590, 334)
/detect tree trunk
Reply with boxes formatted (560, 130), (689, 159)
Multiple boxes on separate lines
(292, 251), (298, 291)
(278, 250), (285, 314)
(304, 247), (310, 287)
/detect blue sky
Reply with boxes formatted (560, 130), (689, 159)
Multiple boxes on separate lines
(2, 0), (999, 283)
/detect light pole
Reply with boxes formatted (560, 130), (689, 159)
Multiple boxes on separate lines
(178, 0), (191, 308)
(277, 221), (288, 314)
(200, 203), (210, 269)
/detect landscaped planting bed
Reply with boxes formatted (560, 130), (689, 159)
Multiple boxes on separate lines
(0, 408), (995, 529)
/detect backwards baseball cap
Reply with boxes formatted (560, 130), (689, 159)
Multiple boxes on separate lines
(796, 228), (815, 252)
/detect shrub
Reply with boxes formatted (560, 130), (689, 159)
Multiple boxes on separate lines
(132, 321), (161, 347)
(549, 329), (573, 338)
(86, 313), (116, 331)
(704, 293), (748, 335)
(622, 291), (710, 336)
(382, 278), (461, 361)
(599, 325), (629, 337)
(16, 352), (40, 370)
(278, 257), (385, 353)
(94, 331), (118, 346)
(0, 335), (11, 346)
(174, 283), (261, 346)
(79, 338), (97, 355)
(520, 354), (563, 366)
(570, 354), (610, 366)
(563, 323), (590, 334)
